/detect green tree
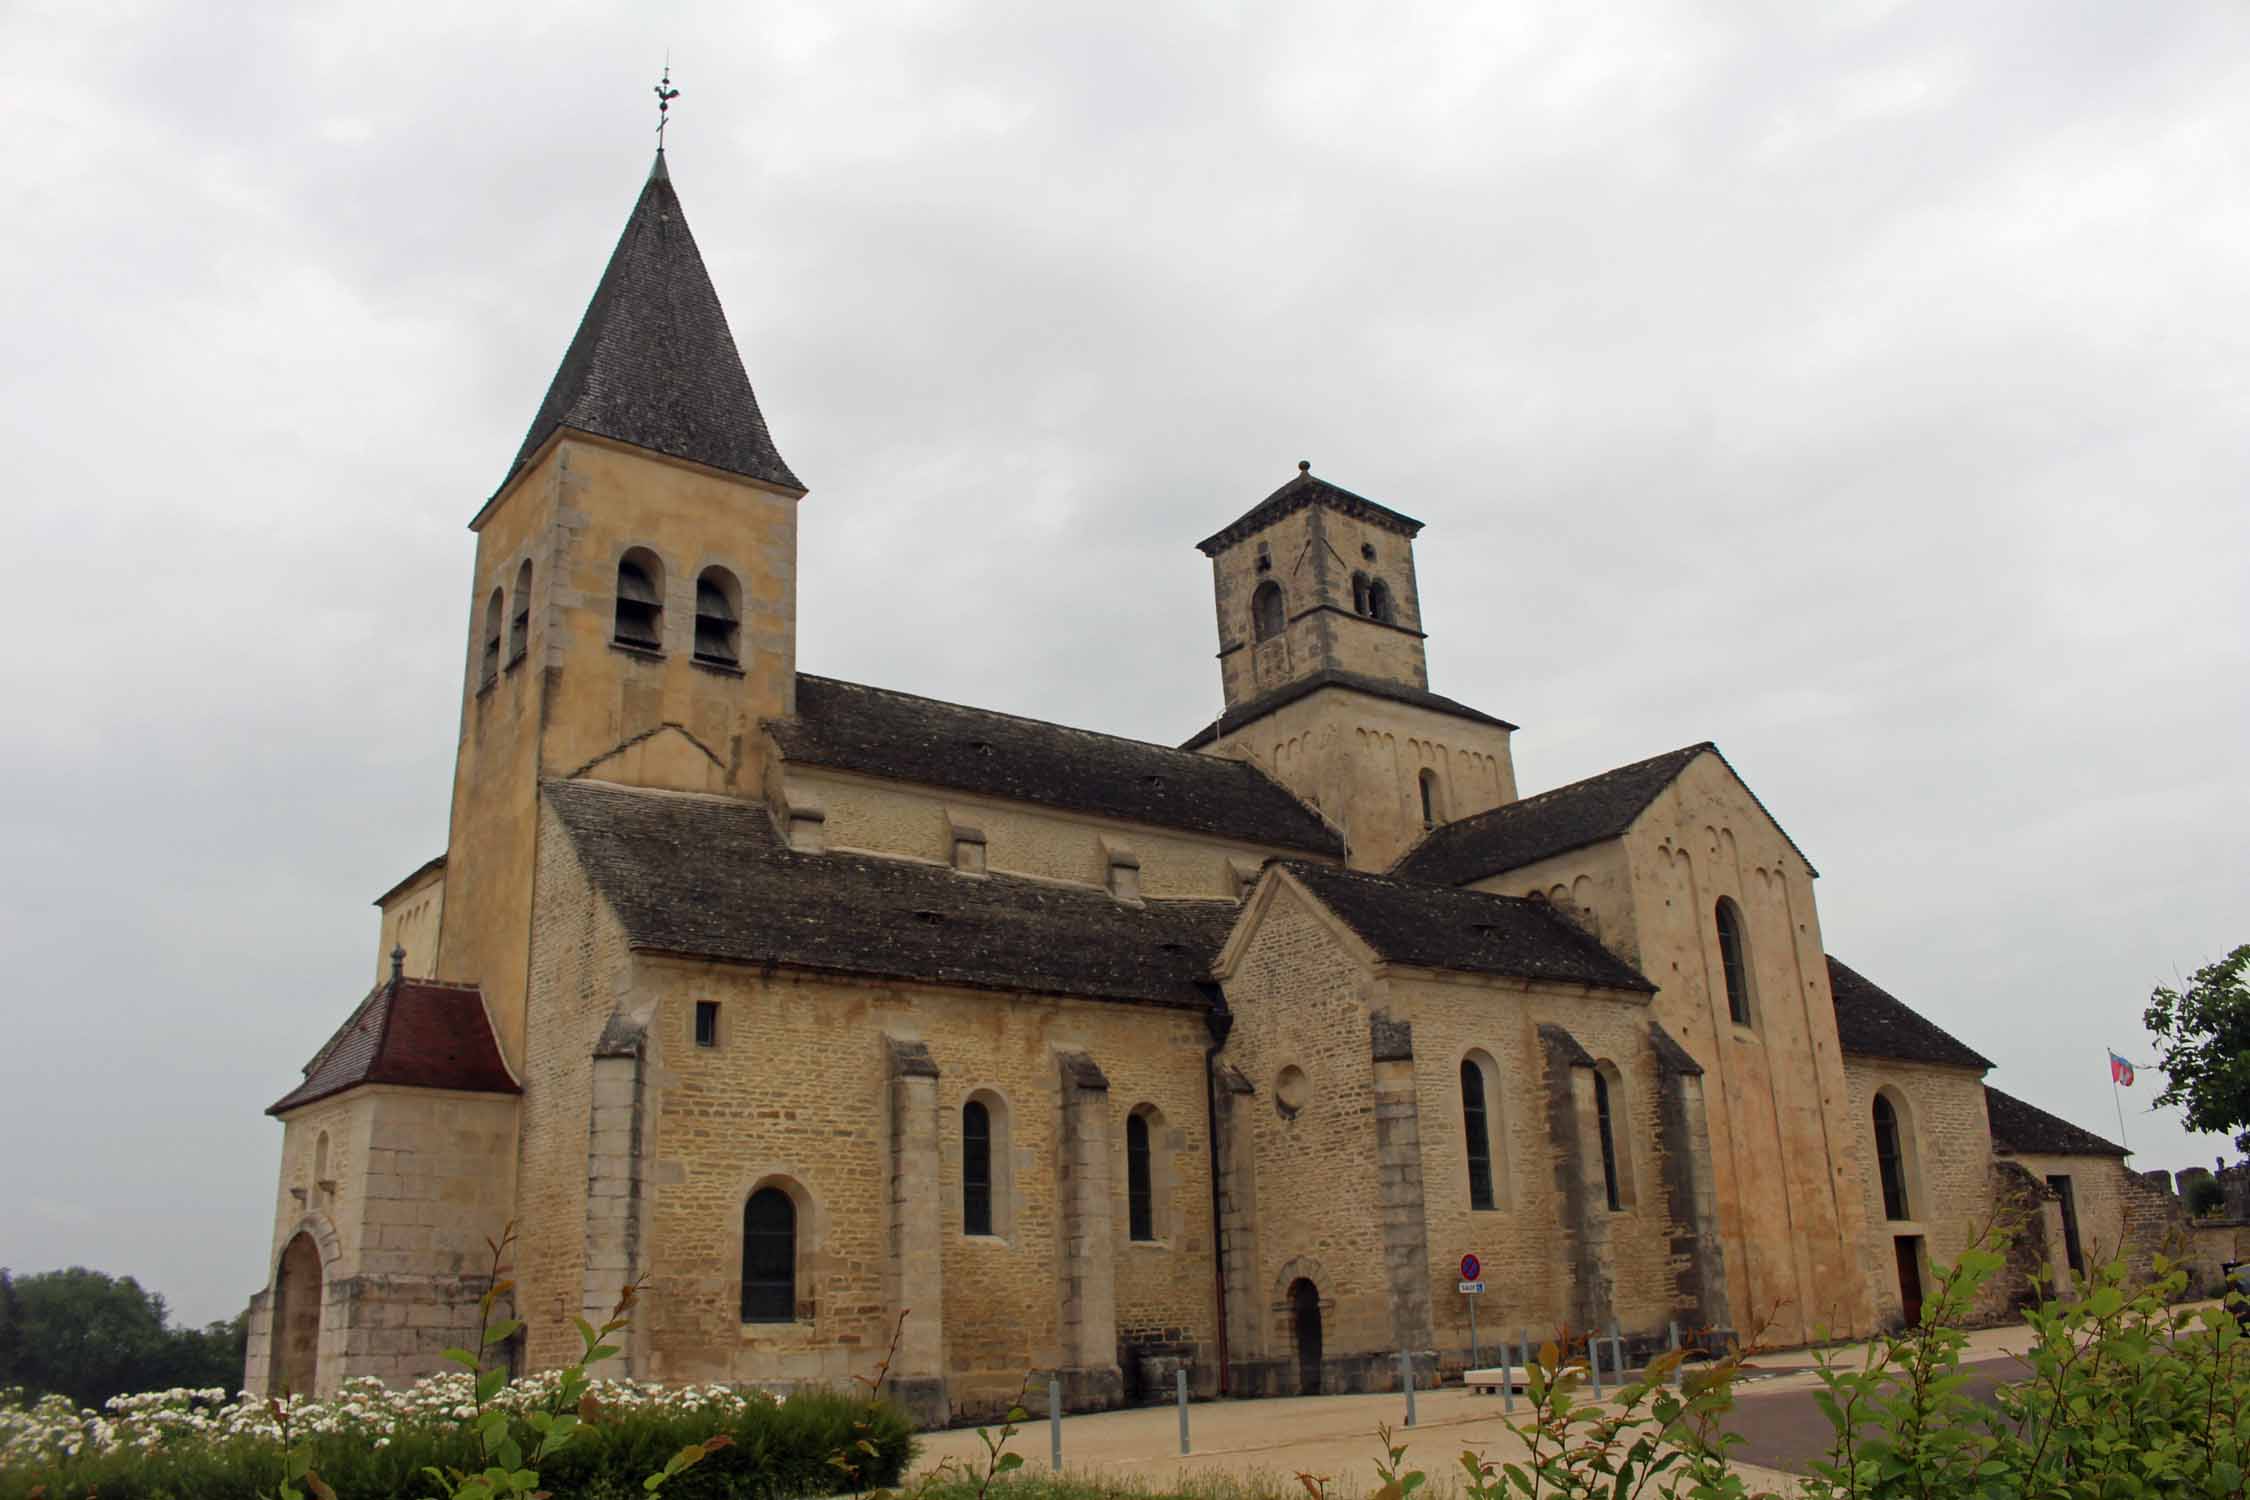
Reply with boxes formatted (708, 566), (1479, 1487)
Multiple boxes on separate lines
(0, 1267), (247, 1407)
(2144, 941), (2250, 1153)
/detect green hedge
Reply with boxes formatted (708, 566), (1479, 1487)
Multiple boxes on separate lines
(0, 1389), (912, 1500)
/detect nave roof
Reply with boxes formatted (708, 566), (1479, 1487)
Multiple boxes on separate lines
(1826, 955), (1995, 1072)
(546, 778), (1241, 1009)
(771, 674), (1344, 856)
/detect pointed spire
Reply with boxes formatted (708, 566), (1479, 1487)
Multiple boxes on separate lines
(500, 158), (802, 497)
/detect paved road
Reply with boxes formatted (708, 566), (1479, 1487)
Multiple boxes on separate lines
(1721, 1357), (2023, 1473)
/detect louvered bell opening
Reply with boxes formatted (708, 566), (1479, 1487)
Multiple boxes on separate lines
(508, 607), (530, 663)
(694, 573), (740, 666)
(614, 559), (663, 650)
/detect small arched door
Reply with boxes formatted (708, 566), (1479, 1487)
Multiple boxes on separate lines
(1289, 1278), (1323, 1395)
(273, 1231), (323, 1396)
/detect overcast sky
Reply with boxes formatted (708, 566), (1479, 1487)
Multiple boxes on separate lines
(1, 1), (2244, 1327)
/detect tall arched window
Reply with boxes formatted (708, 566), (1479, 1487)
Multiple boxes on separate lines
(694, 567), (741, 667)
(1714, 898), (1754, 1027)
(1126, 1112), (1155, 1242)
(1461, 1058), (1495, 1211)
(1874, 1094), (1911, 1221)
(614, 549), (664, 651)
(1593, 1069), (1623, 1212)
(1366, 578), (1395, 624)
(962, 1100), (993, 1236)
(508, 560), (531, 664)
(1352, 572), (1372, 616)
(480, 588), (504, 687)
(311, 1131), (331, 1207)
(1251, 581), (1285, 643)
(740, 1187), (796, 1322)
(1419, 769), (1444, 829)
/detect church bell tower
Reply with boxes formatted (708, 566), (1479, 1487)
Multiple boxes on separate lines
(1189, 464), (1518, 871)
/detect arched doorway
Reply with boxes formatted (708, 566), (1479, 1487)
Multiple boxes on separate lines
(1288, 1278), (1322, 1395)
(273, 1232), (323, 1396)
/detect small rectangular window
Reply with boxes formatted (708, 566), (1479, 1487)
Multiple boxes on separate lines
(694, 1001), (719, 1048)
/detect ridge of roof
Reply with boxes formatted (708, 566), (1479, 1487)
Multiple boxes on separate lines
(1178, 669), (1516, 751)
(268, 976), (516, 1116)
(1391, 743), (1712, 885)
(495, 156), (800, 502)
(771, 674), (1343, 856)
(1986, 1085), (2128, 1158)
(545, 778), (1244, 1008)
(1277, 860), (1655, 992)
(1825, 956), (1994, 1071)
(1196, 467), (1425, 556)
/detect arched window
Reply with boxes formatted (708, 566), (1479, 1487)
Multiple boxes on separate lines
(1419, 769), (1443, 829)
(694, 567), (741, 667)
(1366, 578), (1394, 624)
(963, 1100), (993, 1235)
(1127, 1112), (1155, 1242)
(1593, 1067), (1624, 1212)
(311, 1131), (331, 1207)
(1352, 572), (1372, 616)
(480, 588), (504, 687)
(614, 549), (664, 651)
(1251, 580), (1285, 643)
(1714, 898), (1754, 1027)
(1874, 1094), (1911, 1221)
(740, 1187), (796, 1322)
(508, 560), (531, 664)
(1461, 1059), (1495, 1211)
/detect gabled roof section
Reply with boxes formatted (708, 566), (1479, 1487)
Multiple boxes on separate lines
(1392, 744), (1711, 885)
(1178, 669), (1515, 751)
(268, 977), (517, 1115)
(1986, 1086), (2128, 1158)
(1196, 465), (1424, 556)
(497, 154), (801, 500)
(544, 779), (1242, 1009)
(1278, 862), (1654, 992)
(1826, 956), (1993, 1071)
(770, 674), (1343, 856)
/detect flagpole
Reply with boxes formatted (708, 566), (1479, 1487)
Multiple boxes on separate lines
(2108, 1047), (2131, 1153)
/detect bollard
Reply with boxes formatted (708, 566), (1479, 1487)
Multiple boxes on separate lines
(1611, 1321), (1624, 1388)
(1049, 1377), (1062, 1471)
(1177, 1368), (1189, 1455)
(1667, 1320), (1680, 1386)
(1589, 1331), (1604, 1399)
(1500, 1337), (1514, 1413)
(1401, 1346), (1416, 1427)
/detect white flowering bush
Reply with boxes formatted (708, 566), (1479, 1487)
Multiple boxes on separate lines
(1, 1373), (782, 1470)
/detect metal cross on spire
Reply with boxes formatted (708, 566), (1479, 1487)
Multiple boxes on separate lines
(653, 61), (681, 150)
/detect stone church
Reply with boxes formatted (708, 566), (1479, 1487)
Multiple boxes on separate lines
(245, 151), (2219, 1424)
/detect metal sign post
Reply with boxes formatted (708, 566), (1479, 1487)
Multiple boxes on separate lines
(1459, 1254), (1483, 1372)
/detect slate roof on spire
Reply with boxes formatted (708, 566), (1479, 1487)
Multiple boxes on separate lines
(498, 154), (801, 497)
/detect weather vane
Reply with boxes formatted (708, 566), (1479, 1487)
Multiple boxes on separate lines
(654, 60), (680, 150)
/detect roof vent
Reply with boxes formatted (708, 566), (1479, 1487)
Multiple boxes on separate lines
(912, 909), (944, 925)
(1142, 775), (1164, 788)
(967, 740), (994, 754)
(1157, 942), (1187, 955)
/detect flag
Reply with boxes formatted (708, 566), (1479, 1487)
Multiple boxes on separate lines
(2109, 1051), (2136, 1087)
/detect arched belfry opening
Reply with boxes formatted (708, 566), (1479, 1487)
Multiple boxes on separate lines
(1288, 1277), (1323, 1394)
(271, 1231), (324, 1397)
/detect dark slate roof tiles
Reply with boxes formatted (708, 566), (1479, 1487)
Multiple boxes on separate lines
(1178, 670), (1515, 751)
(499, 155), (800, 498)
(1826, 956), (1994, 1071)
(1196, 466), (1425, 556)
(545, 779), (1241, 1009)
(269, 978), (518, 1115)
(772, 674), (1343, 856)
(1280, 861), (1654, 992)
(1393, 744), (1711, 885)
(1986, 1086), (2128, 1158)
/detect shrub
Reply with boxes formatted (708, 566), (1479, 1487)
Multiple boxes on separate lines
(0, 1380), (910, 1500)
(2186, 1176), (2226, 1217)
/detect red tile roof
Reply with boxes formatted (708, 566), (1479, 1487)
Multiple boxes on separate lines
(268, 977), (518, 1115)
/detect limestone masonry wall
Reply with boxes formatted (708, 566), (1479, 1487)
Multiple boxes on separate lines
(1840, 1058), (1995, 1328)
